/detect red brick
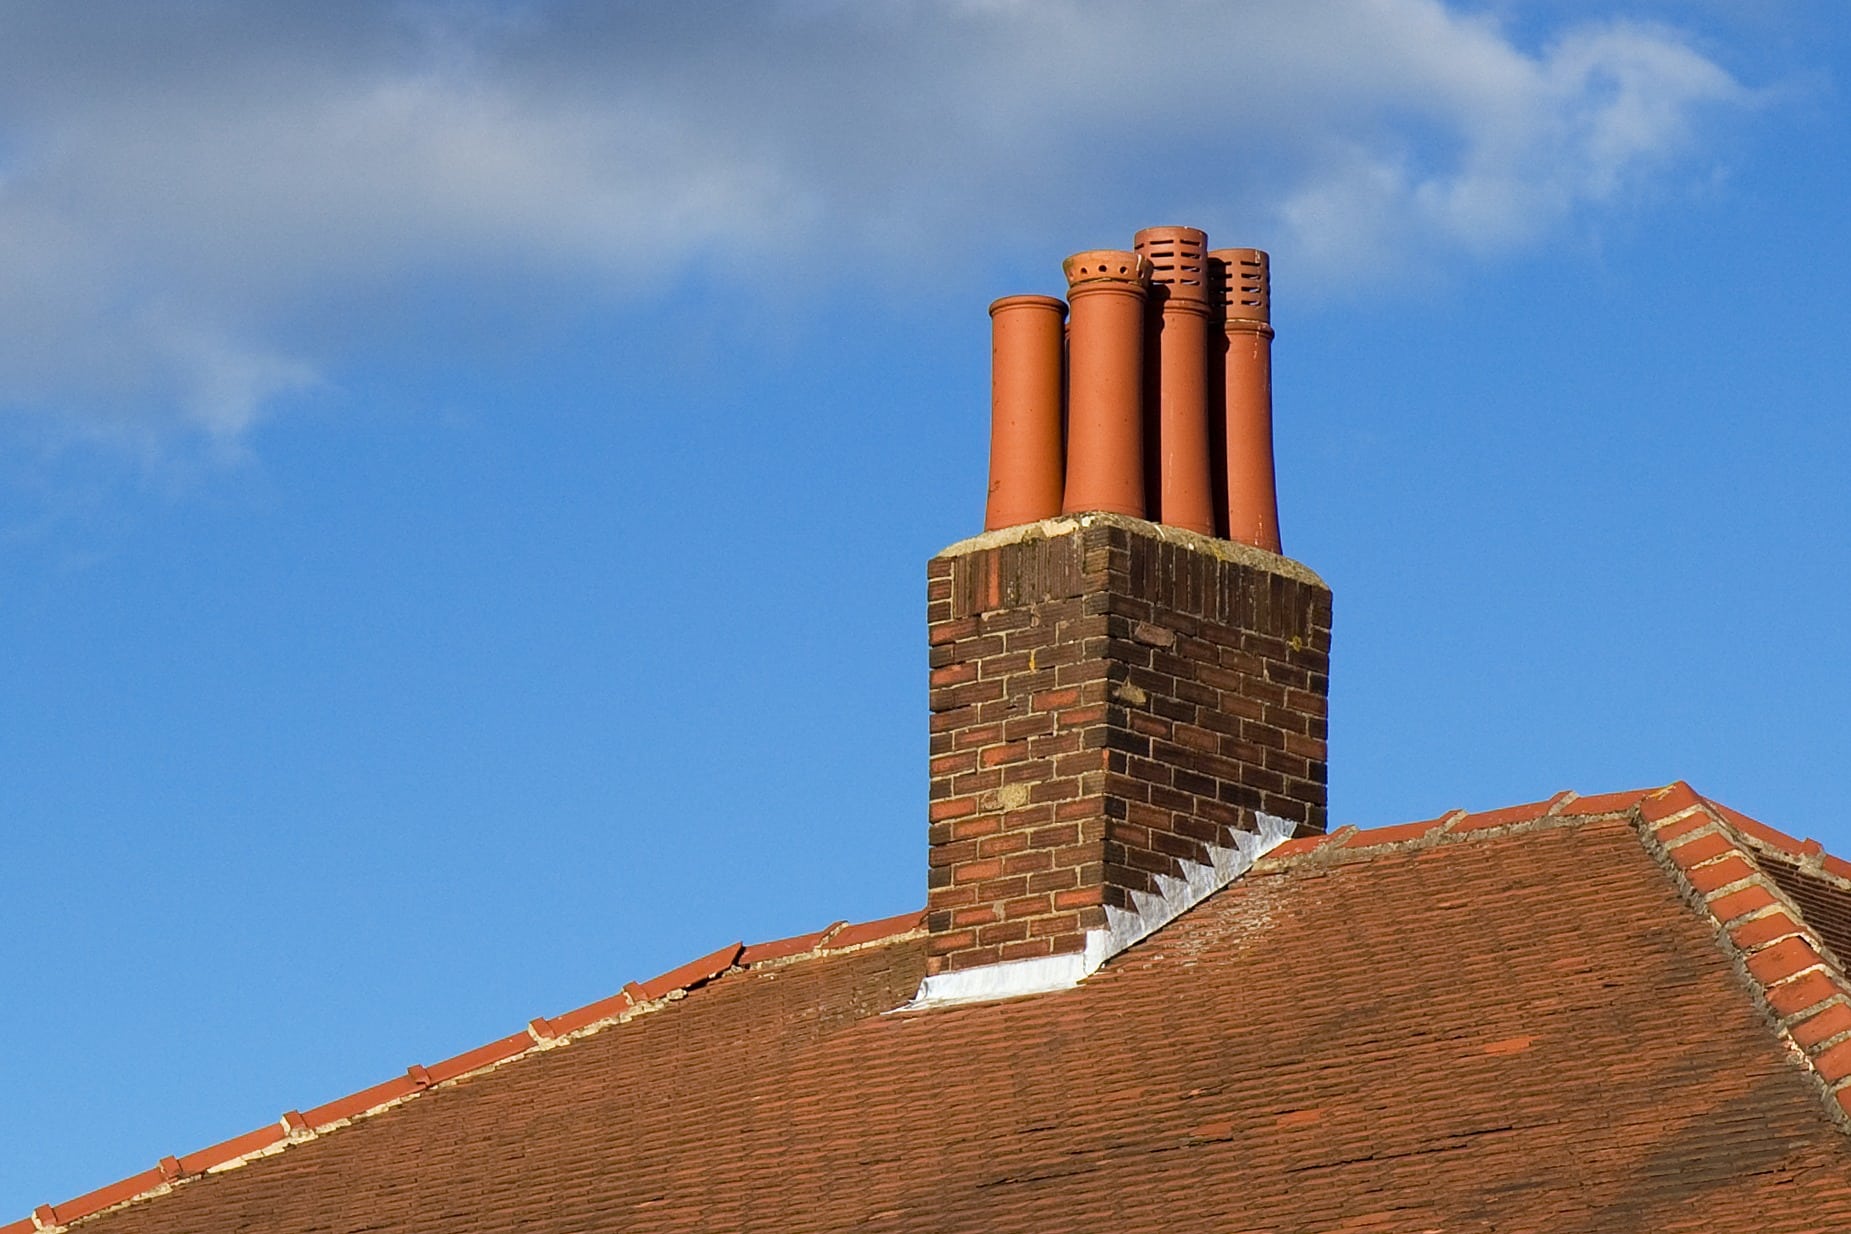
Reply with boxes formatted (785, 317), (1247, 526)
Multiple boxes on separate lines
(928, 796), (978, 822)
(1791, 1001), (1851, 1050)
(925, 928), (977, 956)
(1729, 912), (1802, 951)
(1638, 781), (1703, 823)
(1768, 969), (1841, 1018)
(1652, 813), (1713, 844)
(1032, 686), (1082, 711)
(1813, 1036), (1851, 1084)
(930, 884), (976, 910)
(954, 721), (1006, 746)
(929, 661), (978, 688)
(1028, 867), (1079, 893)
(1666, 830), (1734, 869)
(1686, 855), (1755, 894)
(949, 815), (1003, 841)
(976, 866), (1031, 893)
(1001, 846), (1052, 873)
(927, 616), (978, 645)
(1027, 912), (1084, 938)
(979, 742), (1031, 768)
(1709, 884), (1779, 924)
(1002, 894), (1052, 919)
(977, 920), (1029, 945)
(977, 831), (1030, 859)
(1746, 936), (1821, 985)
(1027, 823), (1081, 850)
(953, 858), (1004, 885)
(930, 751), (978, 776)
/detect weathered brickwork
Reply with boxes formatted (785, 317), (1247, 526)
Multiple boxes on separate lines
(925, 512), (1331, 974)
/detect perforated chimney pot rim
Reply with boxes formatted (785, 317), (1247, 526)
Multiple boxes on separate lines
(1062, 249), (1152, 286)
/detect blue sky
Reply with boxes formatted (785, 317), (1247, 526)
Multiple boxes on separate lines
(4, 0), (1850, 1216)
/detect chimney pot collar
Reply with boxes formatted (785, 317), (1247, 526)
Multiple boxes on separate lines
(988, 294), (1068, 318)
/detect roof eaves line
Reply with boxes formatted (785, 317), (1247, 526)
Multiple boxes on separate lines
(904, 813), (1294, 1009)
(21, 913), (930, 1232)
(1633, 784), (1851, 1133)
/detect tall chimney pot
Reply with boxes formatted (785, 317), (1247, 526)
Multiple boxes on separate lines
(1210, 248), (1281, 553)
(1060, 250), (1150, 519)
(1134, 226), (1216, 537)
(985, 295), (1068, 530)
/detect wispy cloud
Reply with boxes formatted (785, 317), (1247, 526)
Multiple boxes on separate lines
(0, 0), (1747, 443)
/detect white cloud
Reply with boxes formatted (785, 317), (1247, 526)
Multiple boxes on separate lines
(0, 0), (1748, 443)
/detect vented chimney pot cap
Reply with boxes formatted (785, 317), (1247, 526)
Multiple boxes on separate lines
(1209, 247), (1271, 326)
(1133, 226), (1211, 306)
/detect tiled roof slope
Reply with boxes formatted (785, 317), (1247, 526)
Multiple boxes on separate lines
(20, 785), (1851, 1233)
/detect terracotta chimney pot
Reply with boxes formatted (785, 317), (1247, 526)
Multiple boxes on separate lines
(1134, 226), (1216, 537)
(1061, 250), (1151, 518)
(1209, 248), (1281, 553)
(985, 295), (1068, 530)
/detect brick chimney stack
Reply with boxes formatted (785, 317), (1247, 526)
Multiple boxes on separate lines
(919, 228), (1330, 1004)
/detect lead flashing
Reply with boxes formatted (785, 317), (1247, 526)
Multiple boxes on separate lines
(907, 813), (1294, 1009)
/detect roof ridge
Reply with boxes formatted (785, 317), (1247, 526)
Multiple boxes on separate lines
(8, 909), (927, 1234)
(1632, 783), (1851, 1135)
(1253, 786), (1631, 870)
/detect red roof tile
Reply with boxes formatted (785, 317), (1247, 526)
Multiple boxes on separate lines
(738, 925), (839, 966)
(633, 942), (743, 1002)
(820, 910), (926, 950)
(23, 786), (1851, 1232)
(1448, 790), (1573, 833)
(422, 1031), (532, 1086)
(172, 1122), (284, 1177)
